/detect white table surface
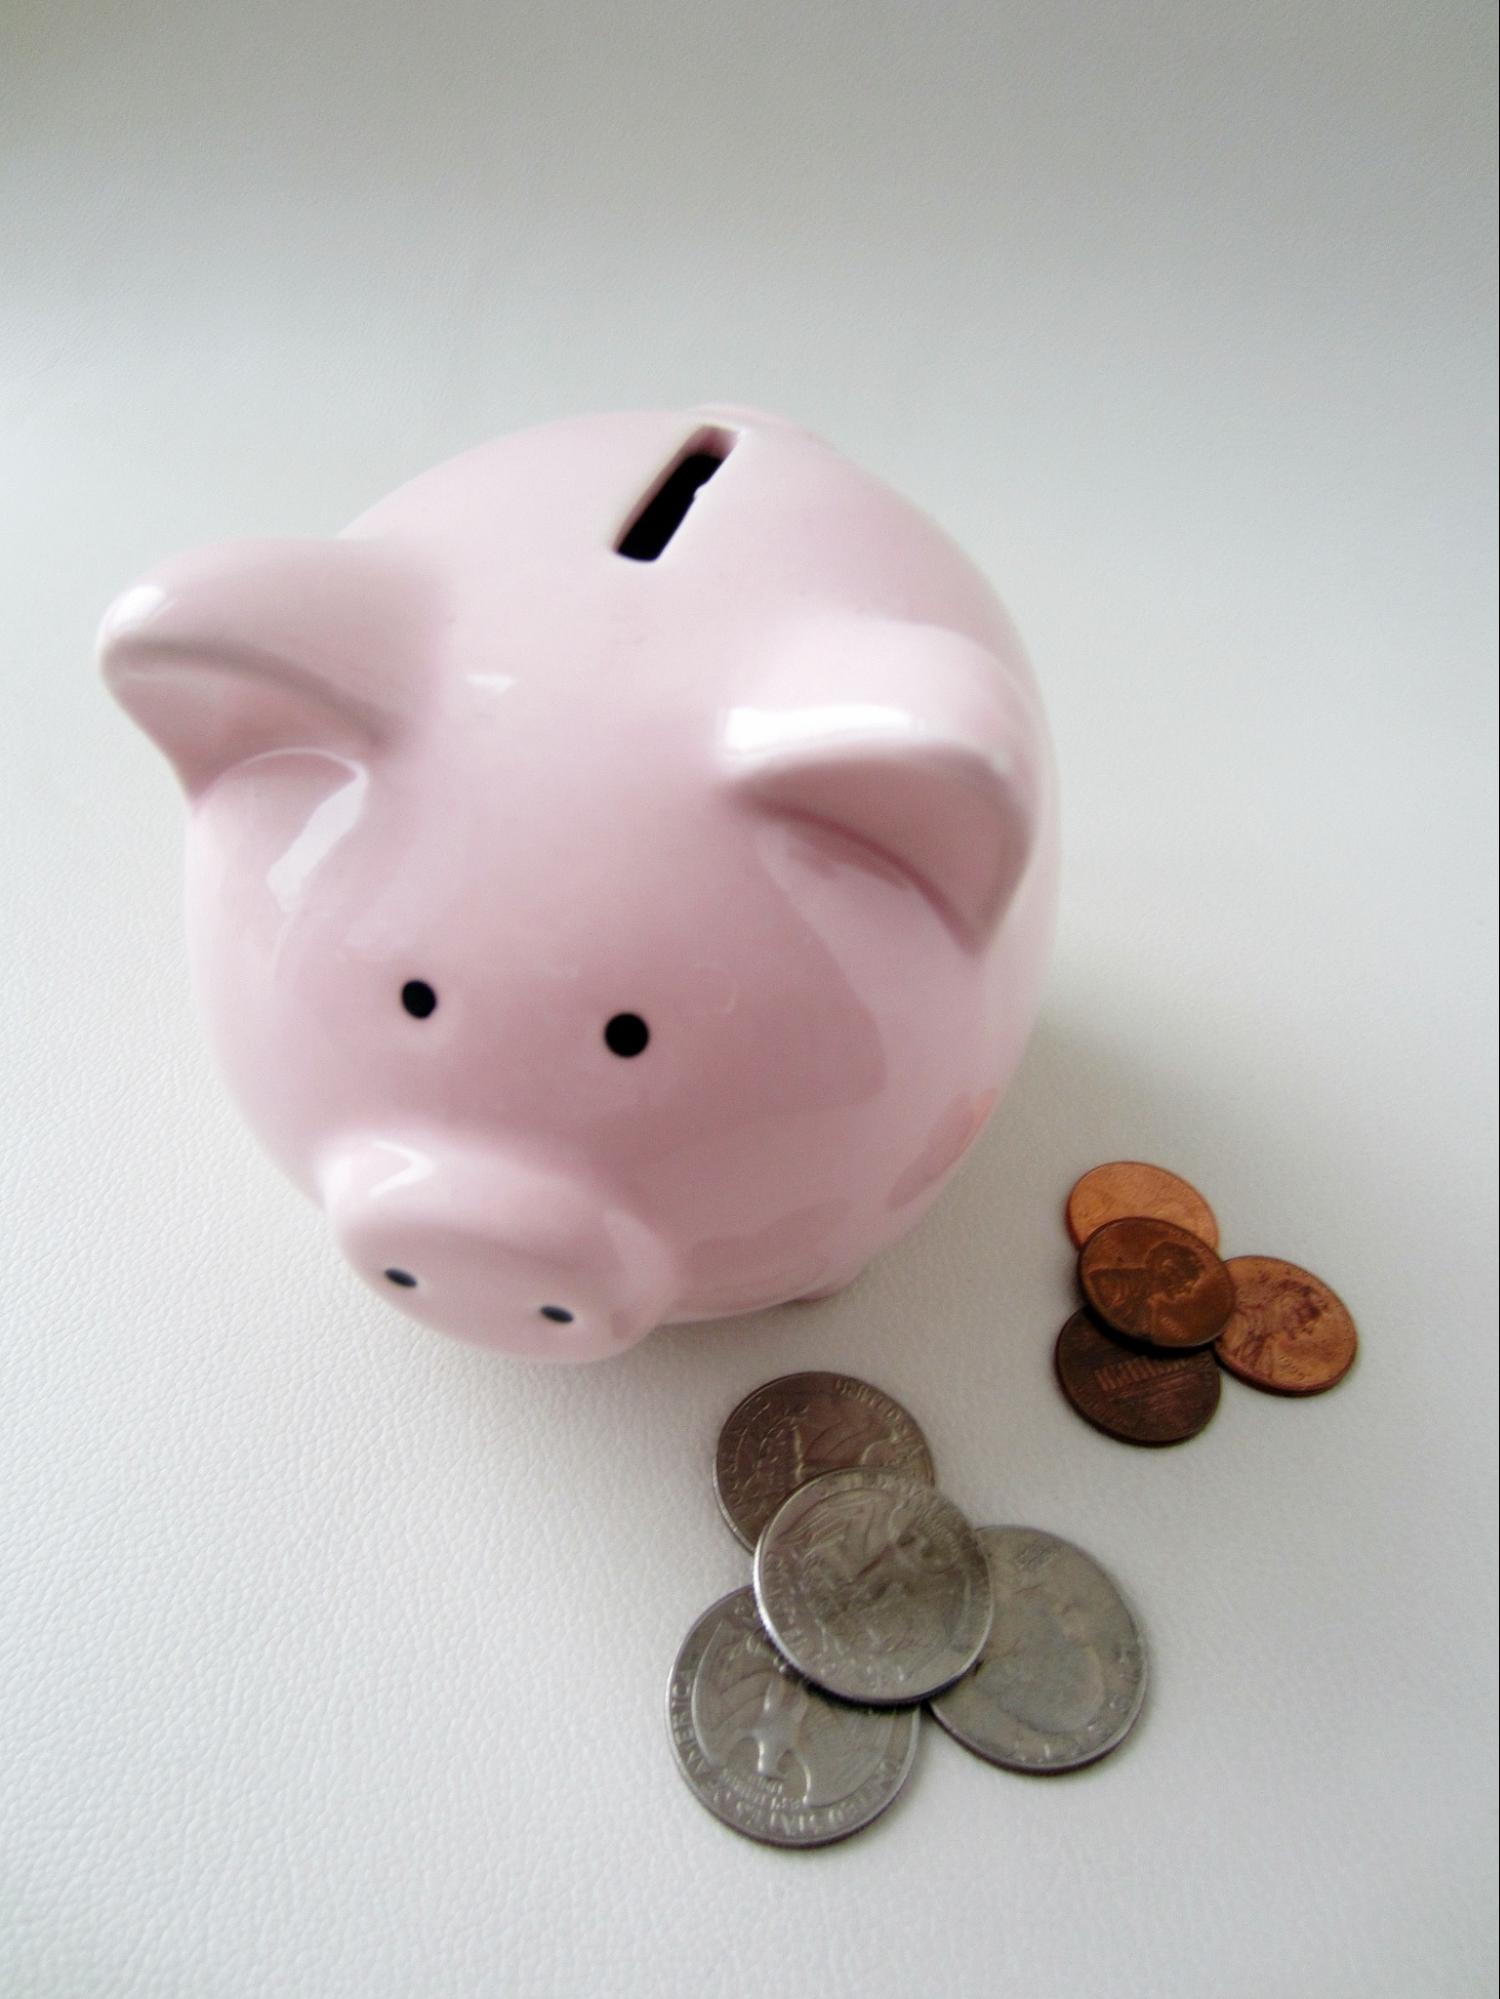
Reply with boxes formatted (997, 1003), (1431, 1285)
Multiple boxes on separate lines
(3, 3), (1495, 1994)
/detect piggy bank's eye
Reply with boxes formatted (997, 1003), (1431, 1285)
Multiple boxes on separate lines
(402, 980), (438, 1019)
(604, 1012), (650, 1057)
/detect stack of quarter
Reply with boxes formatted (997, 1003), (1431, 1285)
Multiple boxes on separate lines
(669, 1372), (1149, 1846)
(1057, 1161), (1359, 1446)
(669, 1167), (1356, 1841)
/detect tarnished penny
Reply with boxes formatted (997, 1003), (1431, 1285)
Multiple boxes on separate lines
(666, 1588), (919, 1847)
(1065, 1161), (1219, 1250)
(1054, 1308), (1221, 1446)
(1078, 1215), (1235, 1350)
(714, 1372), (936, 1551)
(1215, 1256), (1358, 1395)
(929, 1527), (1148, 1772)
(753, 1470), (993, 1705)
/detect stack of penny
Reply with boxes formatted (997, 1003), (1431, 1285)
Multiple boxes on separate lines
(667, 1372), (1148, 1847)
(1055, 1161), (1359, 1447)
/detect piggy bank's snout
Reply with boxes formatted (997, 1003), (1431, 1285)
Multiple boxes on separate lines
(320, 1140), (675, 1361)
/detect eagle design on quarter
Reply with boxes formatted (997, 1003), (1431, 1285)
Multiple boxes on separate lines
(740, 1393), (913, 1516)
(714, 1374), (936, 1549)
(741, 1399), (888, 1511)
(691, 1606), (888, 1807)
(751, 1472), (995, 1709)
(791, 1487), (954, 1664)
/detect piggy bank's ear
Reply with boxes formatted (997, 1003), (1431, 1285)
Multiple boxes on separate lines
(98, 538), (431, 795)
(723, 620), (1045, 945)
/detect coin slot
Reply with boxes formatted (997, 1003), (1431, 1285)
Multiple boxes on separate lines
(614, 427), (738, 561)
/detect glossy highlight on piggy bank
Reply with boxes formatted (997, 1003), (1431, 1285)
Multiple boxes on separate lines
(99, 407), (1059, 1360)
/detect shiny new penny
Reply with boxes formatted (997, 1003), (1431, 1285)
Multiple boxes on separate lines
(1215, 1256), (1358, 1396)
(1078, 1215), (1235, 1350)
(1054, 1308), (1221, 1446)
(1065, 1161), (1219, 1251)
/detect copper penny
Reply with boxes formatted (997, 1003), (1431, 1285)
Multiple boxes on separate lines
(1078, 1215), (1235, 1351)
(1215, 1256), (1358, 1395)
(1054, 1309), (1221, 1447)
(1065, 1161), (1219, 1250)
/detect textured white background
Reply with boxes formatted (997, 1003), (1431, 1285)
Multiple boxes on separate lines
(2, 3), (1496, 1995)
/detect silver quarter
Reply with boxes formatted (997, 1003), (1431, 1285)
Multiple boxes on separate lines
(714, 1372), (937, 1551)
(753, 1470), (993, 1705)
(666, 1588), (919, 1847)
(928, 1526), (1148, 1772)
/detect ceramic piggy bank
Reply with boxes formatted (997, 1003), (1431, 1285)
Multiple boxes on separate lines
(100, 407), (1058, 1360)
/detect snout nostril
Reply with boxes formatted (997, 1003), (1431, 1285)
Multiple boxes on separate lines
(384, 1268), (418, 1288)
(539, 1305), (575, 1324)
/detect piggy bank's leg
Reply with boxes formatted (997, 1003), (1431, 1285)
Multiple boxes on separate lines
(791, 1278), (858, 1304)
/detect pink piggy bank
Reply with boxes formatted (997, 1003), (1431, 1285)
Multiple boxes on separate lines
(100, 407), (1058, 1361)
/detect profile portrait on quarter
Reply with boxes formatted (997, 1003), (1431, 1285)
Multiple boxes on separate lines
(753, 1469), (993, 1705)
(929, 1526), (1147, 1772)
(714, 1371), (936, 1550)
(1078, 1216), (1235, 1350)
(666, 1588), (918, 1847)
